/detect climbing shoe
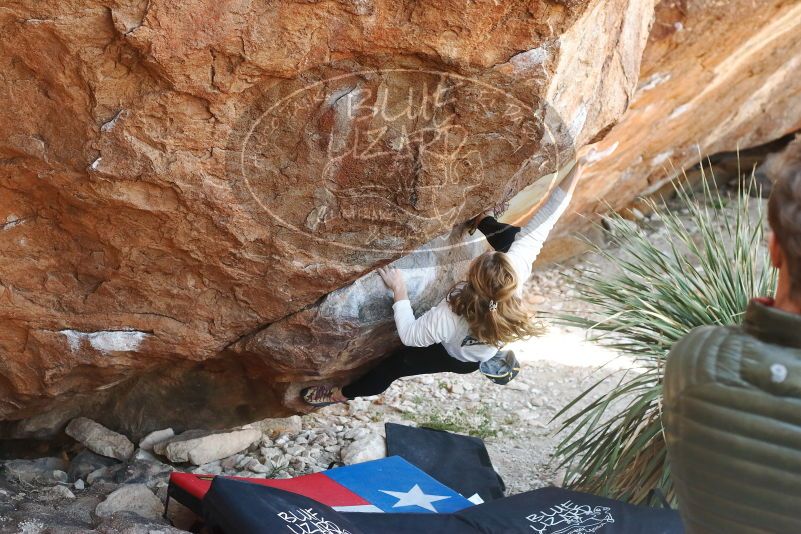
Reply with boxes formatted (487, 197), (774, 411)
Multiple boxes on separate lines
(479, 350), (520, 385)
(301, 385), (345, 407)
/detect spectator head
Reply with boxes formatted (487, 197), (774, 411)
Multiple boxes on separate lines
(768, 145), (801, 301)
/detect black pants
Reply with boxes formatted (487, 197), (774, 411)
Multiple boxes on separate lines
(341, 217), (521, 399)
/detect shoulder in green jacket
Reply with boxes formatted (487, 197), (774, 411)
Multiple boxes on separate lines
(663, 300), (801, 533)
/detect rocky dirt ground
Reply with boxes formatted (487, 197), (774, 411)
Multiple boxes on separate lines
(0, 183), (765, 533)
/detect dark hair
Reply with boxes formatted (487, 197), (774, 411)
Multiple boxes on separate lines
(768, 139), (801, 299)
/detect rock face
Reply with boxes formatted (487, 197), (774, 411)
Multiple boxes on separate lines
(759, 134), (801, 186)
(540, 0), (801, 261)
(0, 0), (798, 437)
(0, 0), (653, 437)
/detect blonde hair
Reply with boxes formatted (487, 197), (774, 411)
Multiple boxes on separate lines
(447, 252), (544, 347)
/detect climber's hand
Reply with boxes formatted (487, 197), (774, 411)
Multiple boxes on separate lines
(378, 267), (408, 302)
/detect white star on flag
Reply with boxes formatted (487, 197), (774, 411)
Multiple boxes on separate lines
(380, 484), (451, 512)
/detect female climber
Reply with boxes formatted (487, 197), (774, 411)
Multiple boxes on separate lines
(301, 158), (585, 406)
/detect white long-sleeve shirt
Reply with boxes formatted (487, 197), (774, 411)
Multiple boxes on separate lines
(392, 187), (571, 362)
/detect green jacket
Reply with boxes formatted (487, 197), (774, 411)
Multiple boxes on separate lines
(664, 299), (801, 533)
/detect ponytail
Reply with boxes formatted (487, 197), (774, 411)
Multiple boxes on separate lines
(447, 252), (544, 346)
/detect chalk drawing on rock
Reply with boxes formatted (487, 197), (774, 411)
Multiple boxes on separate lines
(227, 61), (574, 268)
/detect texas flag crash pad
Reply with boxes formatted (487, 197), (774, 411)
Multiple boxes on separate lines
(201, 479), (684, 534)
(167, 455), (474, 517)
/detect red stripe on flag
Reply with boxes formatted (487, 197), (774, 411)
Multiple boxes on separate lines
(169, 472), (370, 507)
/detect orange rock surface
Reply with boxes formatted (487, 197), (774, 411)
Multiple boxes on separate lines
(542, 0), (801, 260)
(1, 0), (798, 437)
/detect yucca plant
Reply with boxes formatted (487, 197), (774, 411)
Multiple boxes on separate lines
(553, 164), (777, 505)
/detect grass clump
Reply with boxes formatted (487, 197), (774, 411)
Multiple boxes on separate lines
(404, 402), (501, 439)
(554, 168), (776, 505)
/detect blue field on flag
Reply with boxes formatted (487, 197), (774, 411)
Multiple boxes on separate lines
(325, 456), (474, 514)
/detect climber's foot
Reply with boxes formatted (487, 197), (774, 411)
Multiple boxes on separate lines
(302, 384), (347, 407)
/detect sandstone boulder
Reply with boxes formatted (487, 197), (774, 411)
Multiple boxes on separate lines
(65, 418), (134, 461)
(758, 134), (801, 188)
(341, 432), (387, 465)
(540, 0), (801, 261)
(94, 484), (163, 521)
(1, 0), (799, 438)
(138, 428), (175, 452)
(155, 428), (261, 465)
(0, 0), (652, 437)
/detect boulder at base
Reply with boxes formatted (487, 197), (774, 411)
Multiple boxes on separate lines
(154, 428), (262, 466)
(65, 418), (135, 461)
(94, 484), (164, 520)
